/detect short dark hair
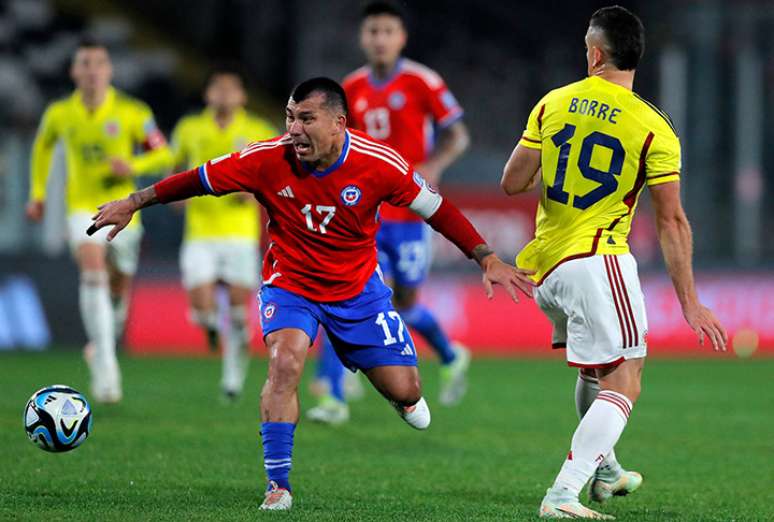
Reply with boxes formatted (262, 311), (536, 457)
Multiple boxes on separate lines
(361, 1), (406, 24)
(290, 77), (348, 116)
(205, 64), (247, 89)
(589, 6), (645, 71)
(76, 35), (107, 51)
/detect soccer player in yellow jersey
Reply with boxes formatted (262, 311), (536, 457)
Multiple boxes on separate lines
(501, 7), (727, 519)
(171, 67), (276, 399)
(26, 39), (172, 404)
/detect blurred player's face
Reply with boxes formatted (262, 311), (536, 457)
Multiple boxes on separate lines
(205, 73), (247, 114)
(360, 15), (407, 69)
(286, 93), (346, 166)
(70, 47), (112, 95)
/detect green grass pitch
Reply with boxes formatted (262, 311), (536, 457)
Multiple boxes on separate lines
(1, 350), (772, 521)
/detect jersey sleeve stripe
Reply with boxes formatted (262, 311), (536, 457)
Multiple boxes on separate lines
(437, 108), (464, 128)
(400, 59), (443, 89)
(350, 144), (409, 174)
(198, 164), (215, 194)
(646, 171), (679, 180)
(349, 135), (410, 170)
(520, 135), (540, 144)
(537, 104), (546, 130)
(239, 136), (291, 159)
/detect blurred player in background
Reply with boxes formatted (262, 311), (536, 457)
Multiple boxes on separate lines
(89, 77), (533, 510)
(26, 38), (172, 403)
(307, 1), (471, 424)
(501, 6), (727, 518)
(171, 67), (276, 400)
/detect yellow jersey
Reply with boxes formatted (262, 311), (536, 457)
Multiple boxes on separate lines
(516, 76), (681, 283)
(30, 87), (173, 228)
(171, 108), (276, 241)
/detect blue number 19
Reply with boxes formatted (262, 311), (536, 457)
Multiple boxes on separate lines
(546, 124), (625, 209)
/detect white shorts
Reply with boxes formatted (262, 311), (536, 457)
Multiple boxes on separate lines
(180, 240), (260, 290)
(535, 253), (648, 368)
(67, 212), (143, 275)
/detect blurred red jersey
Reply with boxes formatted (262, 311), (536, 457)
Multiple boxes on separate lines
(198, 129), (431, 301)
(343, 58), (464, 222)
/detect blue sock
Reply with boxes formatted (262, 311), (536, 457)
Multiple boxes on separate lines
(401, 304), (456, 365)
(260, 422), (295, 491)
(316, 334), (345, 402)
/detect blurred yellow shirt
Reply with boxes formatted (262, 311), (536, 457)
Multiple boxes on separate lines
(171, 108), (276, 242)
(516, 76), (681, 283)
(30, 87), (173, 229)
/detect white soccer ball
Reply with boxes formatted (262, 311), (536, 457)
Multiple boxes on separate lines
(24, 385), (92, 452)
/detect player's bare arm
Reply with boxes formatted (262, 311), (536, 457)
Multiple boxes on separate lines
(88, 186), (158, 240)
(417, 120), (470, 185)
(649, 180), (727, 351)
(501, 143), (541, 195)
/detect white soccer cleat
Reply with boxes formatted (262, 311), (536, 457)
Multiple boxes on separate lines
(343, 370), (365, 400)
(589, 470), (643, 503)
(392, 397), (431, 430)
(260, 481), (292, 511)
(439, 343), (471, 406)
(306, 396), (350, 425)
(540, 487), (614, 519)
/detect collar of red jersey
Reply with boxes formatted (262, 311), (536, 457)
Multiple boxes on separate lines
(367, 58), (404, 89)
(301, 130), (351, 177)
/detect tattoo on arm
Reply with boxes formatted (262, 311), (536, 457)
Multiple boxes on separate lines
(129, 186), (159, 211)
(472, 244), (495, 265)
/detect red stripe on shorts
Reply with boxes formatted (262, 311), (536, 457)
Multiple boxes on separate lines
(604, 255), (629, 347)
(612, 256), (638, 346)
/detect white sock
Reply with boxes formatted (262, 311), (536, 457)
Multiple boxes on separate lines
(112, 294), (128, 339)
(80, 272), (119, 392)
(575, 374), (623, 477)
(222, 305), (250, 393)
(553, 390), (633, 497)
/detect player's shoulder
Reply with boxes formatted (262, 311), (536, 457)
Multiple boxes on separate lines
(342, 66), (370, 90)
(628, 91), (679, 138)
(398, 58), (446, 90)
(43, 93), (73, 118)
(238, 132), (291, 160)
(113, 89), (151, 114)
(347, 129), (410, 175)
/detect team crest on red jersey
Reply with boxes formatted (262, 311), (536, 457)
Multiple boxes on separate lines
(388, 91), (406, 110)
(340, 185), (362, 206)
(263, 303), (276, 320)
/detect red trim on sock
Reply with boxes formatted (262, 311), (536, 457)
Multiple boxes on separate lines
(597, 391), (632, 418)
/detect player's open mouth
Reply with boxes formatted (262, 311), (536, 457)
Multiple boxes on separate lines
(293, 142), (311, 154)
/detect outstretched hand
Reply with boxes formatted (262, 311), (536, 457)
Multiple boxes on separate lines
(87, 197), (137, 241)
(684, 303), (727, 351)
(480, 254), (535, 303)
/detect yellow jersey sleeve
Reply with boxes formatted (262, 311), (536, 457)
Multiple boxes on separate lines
(518, 97), (547, 150)
(29, 104), (61, 201)
(127, 101), (174, 175)
(645, 129), (681, 186)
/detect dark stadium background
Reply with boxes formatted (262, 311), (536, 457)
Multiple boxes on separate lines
(0, 0), (771, 352)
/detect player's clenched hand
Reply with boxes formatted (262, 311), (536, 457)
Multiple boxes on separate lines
(25, 200), (45, 222)
(683, 303), (727, 352)
(109, 157), (134, 178)
(480, 255), (535, 303)
(88, 197), (137, 241)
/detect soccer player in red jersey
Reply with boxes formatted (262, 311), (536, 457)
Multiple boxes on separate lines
(89, 78), (533, 511)
(309, 2), (472, 423)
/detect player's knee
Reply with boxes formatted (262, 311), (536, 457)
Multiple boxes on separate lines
(266, 350), (303, 394)
(388, 377), (422, 406)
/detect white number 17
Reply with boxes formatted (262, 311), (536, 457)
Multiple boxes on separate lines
(376, 311), (405, 346)
(301, 204), (336, 234)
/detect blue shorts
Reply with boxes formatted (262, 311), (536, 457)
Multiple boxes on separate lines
(377, 221), (431, 288)
(258, 271), (417, 372)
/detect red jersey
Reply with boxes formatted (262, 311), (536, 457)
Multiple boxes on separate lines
(197, 129), (441, 301)
(343, 58), (464, 222)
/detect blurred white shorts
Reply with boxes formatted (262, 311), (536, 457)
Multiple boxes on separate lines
(535, 253), (648, 368)
(180, 240), (259, 290)
(67, 212), (143, 275)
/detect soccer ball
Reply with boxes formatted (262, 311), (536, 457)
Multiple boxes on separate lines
(24, 385), (92, 452)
